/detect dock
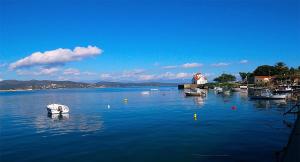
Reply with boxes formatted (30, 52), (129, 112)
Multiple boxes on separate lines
(281, 100), (300, 162)
(178, 84), (206, 89)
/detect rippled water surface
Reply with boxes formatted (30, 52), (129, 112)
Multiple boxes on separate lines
(0, 87), (296, 162)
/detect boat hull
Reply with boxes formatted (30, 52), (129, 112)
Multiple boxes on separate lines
(185, 92), (205, 97)
(47, 104), (69, 114)
(250, 95), (286, 100)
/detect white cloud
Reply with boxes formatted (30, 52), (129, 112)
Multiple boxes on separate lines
(16, 67), (60, 76)
(181, 63), (203, 68)
(99, 70), (194, 81)
(162, 63), (203, 69)
(211, 62), (230, 67)
(239, 59), (248, 64)
(120, 69), (145, 78)
(157, 72), (193, 80)
(138, 74), (156, 81)
(63, 68), (80, 75)
(9, 45), (102, 69)
(82, 71), (97, 76)
(38, 67), (60, 75)
(57, 76), (80, 81)
(100, 73), (112, 79)
(175, 72), (193, 78)
(162, 65), (177, 69)
(0, 78), (2, 81)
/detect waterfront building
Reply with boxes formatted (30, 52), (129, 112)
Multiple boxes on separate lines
(254, 76), (274, 84)
(192, 73), (208, 85)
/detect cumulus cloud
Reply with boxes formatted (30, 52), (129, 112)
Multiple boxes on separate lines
(162, 65), (177, 69)
(99, 70), (194, 81)
(9, 45), (102, 69)
(16, 67), (60, 76)
(181, 63), (203, 68)
(239, 59), (248, 64)
(158, 72), (193, 79)
(211, 62), (230, 67)
(63, 68), (81, 75)
(82, 71), (97, 76)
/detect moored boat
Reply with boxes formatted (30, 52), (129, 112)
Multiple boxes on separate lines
(47, 104), (70, 114)
(185, 88), (207, 97)
(250, 89), (286, 100)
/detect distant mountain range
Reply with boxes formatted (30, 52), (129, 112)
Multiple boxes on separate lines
(0, 80), (178, 90)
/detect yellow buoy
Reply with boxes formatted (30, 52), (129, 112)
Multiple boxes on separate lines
(194, 113), (197, 120)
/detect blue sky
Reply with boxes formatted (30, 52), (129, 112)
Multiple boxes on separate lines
(0, 0), (299, 82)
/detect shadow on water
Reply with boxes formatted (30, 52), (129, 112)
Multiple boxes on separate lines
(47, 113), (69, 120)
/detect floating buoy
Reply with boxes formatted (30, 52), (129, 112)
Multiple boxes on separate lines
(107, 104), (110, 109)
(194, 113), (197, 120)
(124, 98), (128, 102)
(231, 106), (237, 110)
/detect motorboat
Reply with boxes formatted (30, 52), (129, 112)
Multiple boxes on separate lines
(250, 89), (286, 100)
(214, 87), (223, 94)
(240, 85), (248, 90)
(47, 104), (70, 114)
(274, 85), (293, 93)
(185, 88), (207, 97)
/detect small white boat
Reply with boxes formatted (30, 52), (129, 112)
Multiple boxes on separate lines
(275, 85), (293, 93)
(47, 104), (70, 114)
(250, 89), (286, 100)
(214, 87), (223, 94)
(240, 85), (248, 90)
(150, 88), (159, 91)
(185, 88), (207, 97)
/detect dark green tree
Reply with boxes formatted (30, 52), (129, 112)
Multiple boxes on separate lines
(214, 74), (236, 83)
(253, 65), (276, 76)
(274, 62), (289, 76)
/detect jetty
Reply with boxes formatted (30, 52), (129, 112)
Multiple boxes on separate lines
(281, 99), (300, 162)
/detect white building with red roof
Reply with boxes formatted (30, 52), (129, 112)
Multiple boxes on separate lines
(192, 73), (208, 85)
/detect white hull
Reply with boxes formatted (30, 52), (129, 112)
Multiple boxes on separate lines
(250, 95), (286, 100)
(47, 104), (69, 114)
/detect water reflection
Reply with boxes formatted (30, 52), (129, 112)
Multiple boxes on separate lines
(240, 91), (248, 101)
(193, 96), (206, 106)
(34, 113), (104, 135)
(253, 100), (287, 108)
(47, 113), (69, 120)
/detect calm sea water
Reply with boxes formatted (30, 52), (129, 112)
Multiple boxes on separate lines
(0, 87), (296, 162)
